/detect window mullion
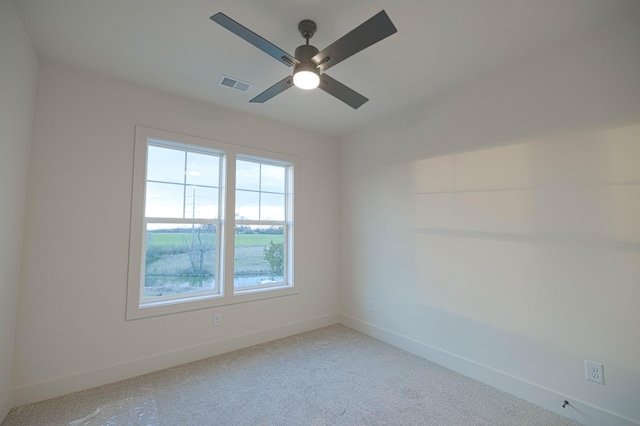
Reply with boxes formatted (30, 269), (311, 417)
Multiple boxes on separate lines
(182, 151), (187, 219)
(258, 191), (261, 221)
(224, 151), (237, 298)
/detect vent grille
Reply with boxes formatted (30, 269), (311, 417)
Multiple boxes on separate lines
(217, 75), (252, 93)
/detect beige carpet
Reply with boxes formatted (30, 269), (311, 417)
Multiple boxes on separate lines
(3, 325), (581, 425)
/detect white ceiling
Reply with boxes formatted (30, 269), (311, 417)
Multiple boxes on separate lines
(12, 0), (639, 138)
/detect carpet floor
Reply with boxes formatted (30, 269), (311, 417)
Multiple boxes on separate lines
(3, 324), (581, 425)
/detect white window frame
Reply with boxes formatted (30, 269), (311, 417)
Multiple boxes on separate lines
(127, 126), (297, 320)
(233, 155), (294, 295)
(142, 139), (225, 306)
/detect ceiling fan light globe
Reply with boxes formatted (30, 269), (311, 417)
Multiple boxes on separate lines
(293, 70), (320, 90)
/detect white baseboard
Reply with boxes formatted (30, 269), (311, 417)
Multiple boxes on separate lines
(1, 389), (13, 424)
(13, 313), (339, 407)
(339, 314), (639, 426)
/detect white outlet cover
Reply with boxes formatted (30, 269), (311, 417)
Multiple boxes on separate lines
(213, 313), (222, 327)
(585, 360), (604, 385)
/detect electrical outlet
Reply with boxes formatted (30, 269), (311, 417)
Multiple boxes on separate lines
(367, 300), (373, 313)
(213, 312), (222, 327)
(585, 360), (604, 384)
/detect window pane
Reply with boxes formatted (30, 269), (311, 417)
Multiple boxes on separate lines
(234, 225), (284, 289)
(186, 152), (219, 187)
(147, 144), (185, 184)
(235, 189), (259, 220)
(145, 182), (184, 218)
(261, 164), (285, 193)
(236, 160), (260, 191)
(186, 185), (219, 219)
(260, 193), (285, 220)
(144, 223), (218, 299)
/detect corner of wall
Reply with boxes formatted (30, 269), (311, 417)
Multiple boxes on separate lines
(1, 389), (14, 424)
(0, 0), (39, 423)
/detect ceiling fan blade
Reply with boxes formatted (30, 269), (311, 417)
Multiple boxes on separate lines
(250, 76), (294, 103)
(312, 10), (397, 73)
(211, 13), (299, 67)
(318, 73), (368, 109)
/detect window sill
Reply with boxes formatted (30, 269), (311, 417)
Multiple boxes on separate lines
(126, 285), (298, 320)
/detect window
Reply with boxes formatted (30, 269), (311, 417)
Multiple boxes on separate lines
(127, 127), (295, 319)
(143, 142), (223, 303)
(234, 157), (292, 292)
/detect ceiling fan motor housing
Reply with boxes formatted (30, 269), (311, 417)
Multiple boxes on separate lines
(293, 44), (320, 89)
(295, 44), (319, 63)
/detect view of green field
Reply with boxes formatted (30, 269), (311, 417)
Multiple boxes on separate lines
(143, 230), (284, 298)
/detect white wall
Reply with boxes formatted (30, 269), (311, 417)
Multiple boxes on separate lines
(340, 11), (640, 426)
(0, 0), (38, 420)
(12, 60), (340, 405)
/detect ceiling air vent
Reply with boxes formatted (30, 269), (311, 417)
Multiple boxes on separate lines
(217, 75), (252, 93)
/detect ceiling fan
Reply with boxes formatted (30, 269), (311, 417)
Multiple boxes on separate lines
(210, 10), (397, 109)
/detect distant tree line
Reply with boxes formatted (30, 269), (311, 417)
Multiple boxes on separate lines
(235, 225), (283, 235)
